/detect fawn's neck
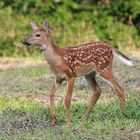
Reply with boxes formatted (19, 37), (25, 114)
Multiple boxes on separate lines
(42, 38), (62, 66)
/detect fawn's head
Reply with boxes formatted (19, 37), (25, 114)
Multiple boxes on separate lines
(23, 20), (52, 48)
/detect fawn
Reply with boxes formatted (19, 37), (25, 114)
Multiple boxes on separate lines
(23, 20), (133, 127)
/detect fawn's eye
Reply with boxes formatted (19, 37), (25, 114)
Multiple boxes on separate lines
(35, 34), (41, 37)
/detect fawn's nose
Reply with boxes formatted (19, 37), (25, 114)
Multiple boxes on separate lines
(22, 41), (31, 46)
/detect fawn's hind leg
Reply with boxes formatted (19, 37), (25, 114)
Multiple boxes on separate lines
(100, 69), (125, 112)
(85, 72), (102, 115)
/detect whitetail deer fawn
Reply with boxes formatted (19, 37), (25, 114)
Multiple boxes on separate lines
(23, 20), (133, 127)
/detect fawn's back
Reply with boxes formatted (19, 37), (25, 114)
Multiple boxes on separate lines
(63, 42), (112, 77)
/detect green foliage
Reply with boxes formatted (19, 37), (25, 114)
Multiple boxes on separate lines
(0, 0), (140, 56)
(109, 0), (140, 19)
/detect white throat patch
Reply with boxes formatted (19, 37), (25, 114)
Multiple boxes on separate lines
(41, 44), (47, 50)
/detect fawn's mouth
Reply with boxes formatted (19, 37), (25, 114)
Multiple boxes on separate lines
(22, 41), (31, 46)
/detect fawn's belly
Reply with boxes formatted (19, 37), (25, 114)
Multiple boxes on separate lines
(74, 64), (95, 77)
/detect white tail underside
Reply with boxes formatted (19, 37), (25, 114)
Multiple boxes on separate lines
(113, 49), (134, 66)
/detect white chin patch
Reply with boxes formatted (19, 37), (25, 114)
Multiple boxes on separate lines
(41, 44), (47, 50)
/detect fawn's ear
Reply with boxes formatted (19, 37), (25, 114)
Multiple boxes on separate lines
(30, 20), (38, 30)
(43, 20), (51, 34)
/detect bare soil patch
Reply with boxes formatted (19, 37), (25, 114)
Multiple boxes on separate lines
(0, 57), (46, 71)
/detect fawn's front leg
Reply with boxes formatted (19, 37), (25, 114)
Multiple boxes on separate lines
(50, 78), (63, 122)
(65, 77), (75, 128)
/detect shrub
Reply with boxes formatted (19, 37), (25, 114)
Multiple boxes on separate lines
(0, 0), (139, 56)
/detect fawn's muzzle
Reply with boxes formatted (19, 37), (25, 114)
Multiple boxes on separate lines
(22, 41), (31, 46)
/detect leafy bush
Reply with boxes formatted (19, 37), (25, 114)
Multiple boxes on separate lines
(0, 0), (140, 56)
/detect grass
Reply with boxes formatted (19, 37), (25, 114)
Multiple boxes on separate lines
(0, 94), (140, 139)
(0, 64), (51, 78)
(0, 58), (140, 139)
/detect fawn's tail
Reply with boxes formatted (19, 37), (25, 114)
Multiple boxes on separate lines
(112, 49), (134, 66)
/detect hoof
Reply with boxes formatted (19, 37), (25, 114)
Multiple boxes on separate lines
(85, 111), (91, 116)
(51, 113), (56, 120)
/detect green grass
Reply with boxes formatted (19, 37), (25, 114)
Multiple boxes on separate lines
(0, 64), (53, 96)
(0, 60), (140, 139)
(0, 94), (140, 139)
(0, 65), (51, 78)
